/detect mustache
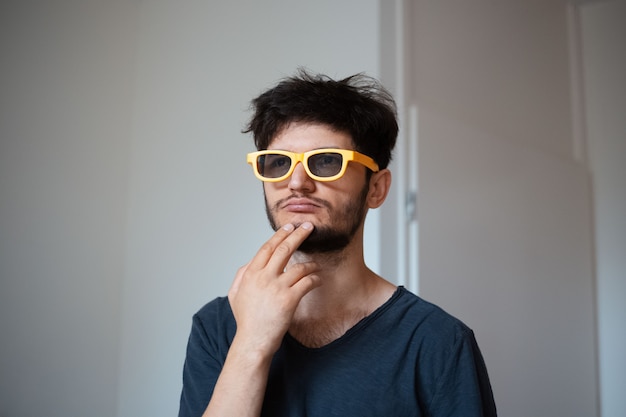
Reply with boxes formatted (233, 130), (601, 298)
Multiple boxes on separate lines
(272, 194), (331, 211)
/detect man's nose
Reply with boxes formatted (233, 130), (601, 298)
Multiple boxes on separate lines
(288, 162), (315, 192)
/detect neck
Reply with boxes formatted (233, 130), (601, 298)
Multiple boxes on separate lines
(286, 231), (397, 348)
(288, 235), (392, 320)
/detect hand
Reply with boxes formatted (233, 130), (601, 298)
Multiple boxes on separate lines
(227, 222), (321, 357)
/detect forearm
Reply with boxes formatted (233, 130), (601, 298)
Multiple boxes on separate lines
(202, 223), (320, 416)
(202, 335), (273, 417)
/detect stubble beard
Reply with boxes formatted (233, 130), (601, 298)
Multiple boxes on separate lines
(264, 184), (370, 254)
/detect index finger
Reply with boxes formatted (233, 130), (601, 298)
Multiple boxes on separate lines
(247, 222), (314, 271)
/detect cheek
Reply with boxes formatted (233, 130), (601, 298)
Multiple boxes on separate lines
(263, 184), (281, 204)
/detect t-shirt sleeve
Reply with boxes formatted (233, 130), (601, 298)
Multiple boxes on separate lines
(425, 328), (497, 417)
(178, 301), (233, 417)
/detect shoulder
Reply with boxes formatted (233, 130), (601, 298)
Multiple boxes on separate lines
(180, 298), (235, 417)
(392, 289), (496, 413)
(391, 287), (473, 338)
(386, 287), (481, 364)
(194, 296), (233, 323)
(188, 296), (236, 352)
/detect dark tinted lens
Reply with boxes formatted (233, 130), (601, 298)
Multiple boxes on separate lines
(308, 152), (343, 177)
(258, 154), (292, 178)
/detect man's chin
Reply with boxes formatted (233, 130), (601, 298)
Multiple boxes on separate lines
(271, 215), (319, 231)
(296, 227), (352, 254)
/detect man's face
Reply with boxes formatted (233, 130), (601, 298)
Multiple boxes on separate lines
(262, 122), (371, 254)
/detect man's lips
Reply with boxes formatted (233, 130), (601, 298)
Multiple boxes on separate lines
(281, 198), (323, 213)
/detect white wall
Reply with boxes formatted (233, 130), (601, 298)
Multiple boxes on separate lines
(580, 2), (626, 416)
(0, 1), (137, 416)
(405, 1), (599, 416)
(0, 1), (381, 416)
(117, 1), (380, 416)
(2, 1), (621, 416)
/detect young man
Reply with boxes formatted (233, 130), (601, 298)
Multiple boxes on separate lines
(178, 71), (497, 417)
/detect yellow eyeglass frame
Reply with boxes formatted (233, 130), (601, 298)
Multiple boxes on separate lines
(246, 148), (379, 182)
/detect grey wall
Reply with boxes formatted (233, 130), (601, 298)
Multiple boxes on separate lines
(1, 1), (623, 416)
(0, 1), (380, 416)
(0, 2), (137, 415)
(405, 1), (599, 416)
(116, 1), (381, 416)
(580, 1), (626, 416)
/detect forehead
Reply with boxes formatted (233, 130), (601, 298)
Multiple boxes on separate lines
(268, 122), (354, 151)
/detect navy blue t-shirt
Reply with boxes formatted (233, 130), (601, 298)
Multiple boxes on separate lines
(178, 287), (496, 416)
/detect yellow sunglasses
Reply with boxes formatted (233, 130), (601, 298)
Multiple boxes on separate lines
(246, 148), (379, 182)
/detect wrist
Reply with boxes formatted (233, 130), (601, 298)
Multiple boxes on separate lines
(229, 333), (277, 367)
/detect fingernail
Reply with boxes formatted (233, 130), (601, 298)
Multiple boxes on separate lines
(301, 222), (313, 230)
(283, 223), (295, 231)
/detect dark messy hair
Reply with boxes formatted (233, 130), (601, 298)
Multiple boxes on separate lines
(243, 69), (398, 170)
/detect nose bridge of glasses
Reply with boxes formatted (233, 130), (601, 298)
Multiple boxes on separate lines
(286, 151), (317, 178)
(290, 152), (311, 179)
(291, 151), (306, 166)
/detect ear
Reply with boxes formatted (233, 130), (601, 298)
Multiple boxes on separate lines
(366, 169), (392, 209)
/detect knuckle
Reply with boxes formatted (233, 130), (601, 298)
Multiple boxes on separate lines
(258, 241), (275, 255)
(289, 263), (308, 276)
(274, 242), (293, 257)
(295, 261), (318, 274)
